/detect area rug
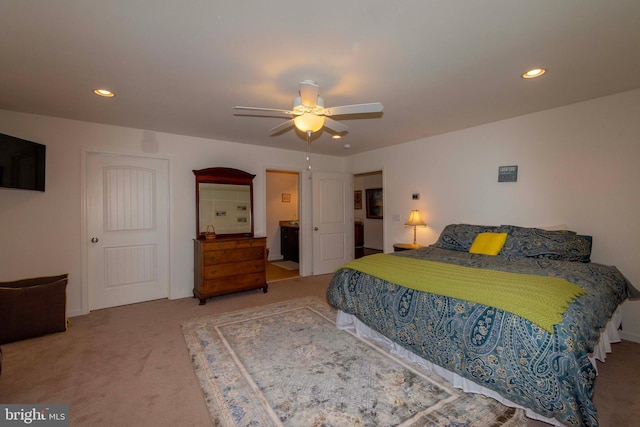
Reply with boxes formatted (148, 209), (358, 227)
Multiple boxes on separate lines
(271, 260), (299, 270)
(181, 297), (526, 426)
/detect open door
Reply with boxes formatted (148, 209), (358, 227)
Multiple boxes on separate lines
(311, 172), (353, 275)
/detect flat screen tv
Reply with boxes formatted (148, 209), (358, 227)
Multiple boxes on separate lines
(0, 133), (46, 192)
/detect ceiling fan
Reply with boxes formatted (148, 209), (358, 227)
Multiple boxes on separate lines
(234, 80), (384, 136)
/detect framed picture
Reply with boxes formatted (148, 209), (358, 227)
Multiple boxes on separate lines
(354, 190), (362, 209)
(366, 188), (383, 219)
(498, 165), (518, 182)
(282, 193), (291, 203)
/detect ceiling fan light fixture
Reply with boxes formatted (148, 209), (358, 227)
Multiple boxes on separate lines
(292, 97), (304, 114)
(294, 113), (325, 133)
(292, 96), (324, 114)
(235, 80), (383, 137)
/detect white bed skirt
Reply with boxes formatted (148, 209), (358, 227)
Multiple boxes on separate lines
(336, 307), (623, 426)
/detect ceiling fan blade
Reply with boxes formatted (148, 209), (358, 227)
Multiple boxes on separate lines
(269, 119), (295, 135)
(299, 80), (319, 107)
(234, 106), (294, 115)
(323, 117), (349, 133)
(323, 102), (384, 116)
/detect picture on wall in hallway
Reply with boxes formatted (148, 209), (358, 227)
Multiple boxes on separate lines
(366, 188), (383, 219)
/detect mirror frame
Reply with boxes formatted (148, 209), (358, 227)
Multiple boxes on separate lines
(193, 167), (255, 239)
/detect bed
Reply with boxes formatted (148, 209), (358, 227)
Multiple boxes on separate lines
(326, 224), (637, 427)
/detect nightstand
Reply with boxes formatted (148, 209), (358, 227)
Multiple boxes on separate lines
(393, 243), (425, 252)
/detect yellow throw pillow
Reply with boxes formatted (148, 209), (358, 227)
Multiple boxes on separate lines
(469, 232), (508, 256)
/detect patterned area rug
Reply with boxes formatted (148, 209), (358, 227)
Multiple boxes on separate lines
(181, 297), (526, 426)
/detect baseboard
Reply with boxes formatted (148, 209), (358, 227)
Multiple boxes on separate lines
(171, 290), (195, 300)
(620, 330), (640, 344)
(67, 308), (83, 318)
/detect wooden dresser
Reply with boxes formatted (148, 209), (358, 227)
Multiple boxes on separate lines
(193, 236), (267, 305)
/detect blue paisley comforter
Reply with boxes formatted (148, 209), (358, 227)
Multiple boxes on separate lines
(326, 246), (632, 426)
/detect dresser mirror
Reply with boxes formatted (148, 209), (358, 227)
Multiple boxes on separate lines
(194, 167), (255, 238)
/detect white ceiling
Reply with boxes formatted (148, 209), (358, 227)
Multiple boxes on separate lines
(1, 1), (639, 157)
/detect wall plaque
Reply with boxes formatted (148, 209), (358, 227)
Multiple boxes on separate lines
(498, 165), (518, 182)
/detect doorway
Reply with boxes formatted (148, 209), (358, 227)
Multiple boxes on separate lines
(354, 171), (383, 258)
(266, 169), (300, 281)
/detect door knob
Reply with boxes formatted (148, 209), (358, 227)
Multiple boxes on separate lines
(314, 227), (319, 231)
(91, 237), (99, 243)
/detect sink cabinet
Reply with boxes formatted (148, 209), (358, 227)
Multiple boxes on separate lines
(280, 222), (299, 263)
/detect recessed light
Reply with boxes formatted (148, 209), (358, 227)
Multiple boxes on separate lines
(343, 143), (351, 149)
(93, 89), (115, 97)
(521, 68), (547, 79)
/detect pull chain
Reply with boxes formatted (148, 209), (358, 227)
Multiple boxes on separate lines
(306, 130), (312, 170)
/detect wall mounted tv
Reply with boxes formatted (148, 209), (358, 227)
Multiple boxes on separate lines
(0, 133), (46, 192)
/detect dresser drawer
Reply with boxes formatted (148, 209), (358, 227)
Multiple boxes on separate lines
(201, 240), (238, 250)
(201, 239), (266, 250)
(203, 247), (264, 265)
(236, 239), (265, 249)
(203, 259), (265, 279)
(202, 273), (265, 294)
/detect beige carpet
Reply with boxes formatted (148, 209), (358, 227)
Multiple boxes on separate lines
(0, 274), (639, 426)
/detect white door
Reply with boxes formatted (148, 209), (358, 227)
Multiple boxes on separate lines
(87, 153), (169, 310)
(312, 172), (353, 274)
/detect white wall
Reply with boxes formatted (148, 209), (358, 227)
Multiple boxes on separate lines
(346, 89), (640, 342)
(0, 110), (344, 316)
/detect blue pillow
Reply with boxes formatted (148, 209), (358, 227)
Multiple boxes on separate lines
(500, 225), (592, 262)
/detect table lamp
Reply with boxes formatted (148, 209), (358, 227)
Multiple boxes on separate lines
(404, 210), (426, 247)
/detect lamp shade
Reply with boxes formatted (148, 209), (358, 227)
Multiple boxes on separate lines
(405, 209), (426, 247)
(405, 210), (426, 227)
(294, 113), (325, 133)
